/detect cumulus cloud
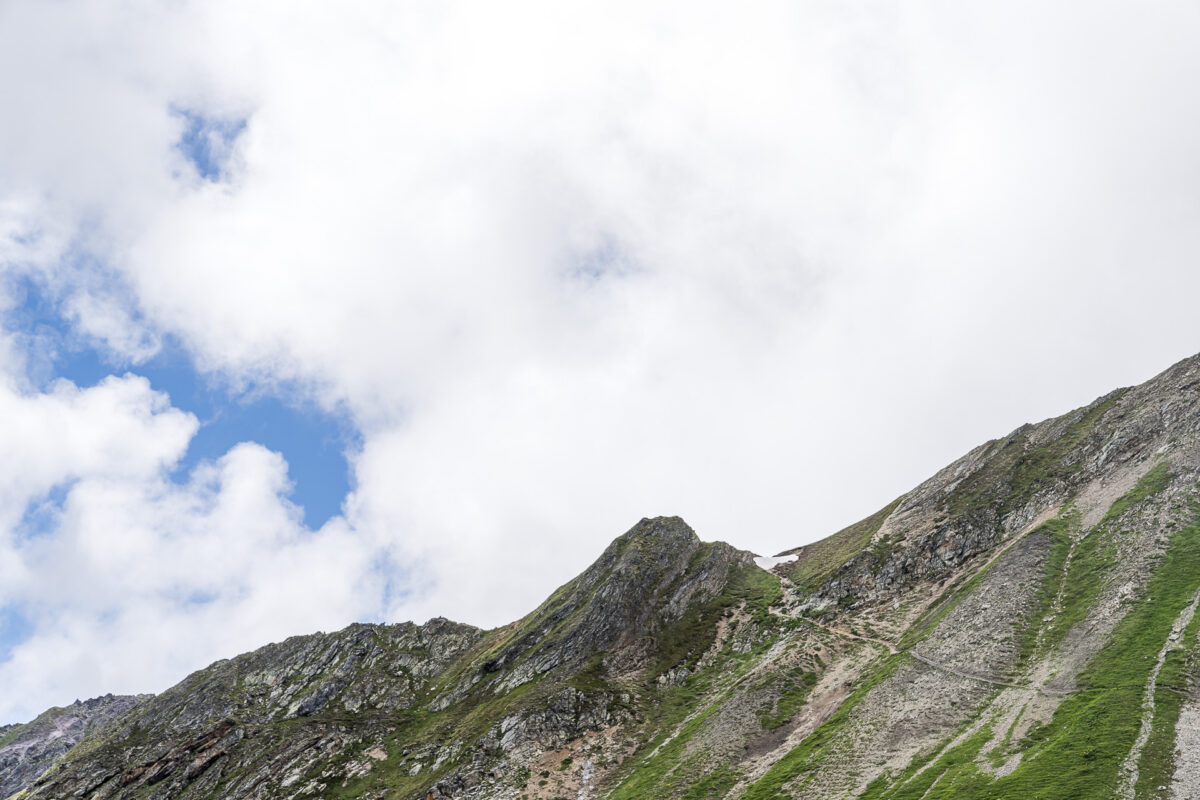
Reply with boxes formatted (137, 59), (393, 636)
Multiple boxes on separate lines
(0, 371), (379, 721)
(2, 0), (1200, 719)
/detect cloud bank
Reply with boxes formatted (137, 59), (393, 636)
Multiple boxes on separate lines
(2, 0), (1200, 721)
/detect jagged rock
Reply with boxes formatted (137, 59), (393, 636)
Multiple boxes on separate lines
(0, 693), (147, 799)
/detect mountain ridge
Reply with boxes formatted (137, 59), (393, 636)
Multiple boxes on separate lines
(0, 694), (147, 800)
(8, 352), (1200, 799)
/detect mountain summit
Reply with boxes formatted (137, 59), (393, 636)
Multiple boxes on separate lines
(10, 353), (1200, 799)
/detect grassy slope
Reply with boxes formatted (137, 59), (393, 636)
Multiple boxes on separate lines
(0, 722), (30, 751)
(322, 554), (786, 800)
(778, 499), (902, 593)
(740, 654), (901, 800)
(602, 564), (783, 800)
(853, 469), (1191, 800)
(946, 392), (1123, 520)
(1135, 583), (1200, 799)
(735, 465), (1183, 800)
(255, 460), (1182, 800)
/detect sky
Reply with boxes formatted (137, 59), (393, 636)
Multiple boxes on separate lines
(1, 0), (1199, 723)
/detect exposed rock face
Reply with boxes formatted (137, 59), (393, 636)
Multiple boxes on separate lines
(0, 694), (146, 799)
(13, 352), (1200, 800)
(789, 354), (1200, 613)
(11, 618), (484, 799)
(480, 516), (752, 689)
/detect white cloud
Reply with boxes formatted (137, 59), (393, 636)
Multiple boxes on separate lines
(0, 375), (194, 531)
(2, 0), (1200, 718)
(0, 384), (379, 721)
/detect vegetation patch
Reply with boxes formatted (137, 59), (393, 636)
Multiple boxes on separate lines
(946, 392), (1123, 520)
(897, 550), (1000, 651)
(1043, 464), (1171, 656)
(1134, 581), (1200, 799)
(1099, 462), (1172, 528)
(605, 705), (724, 800)
(741, 653), (900, 800)
(650, 562), (781, 677)
(755, 667), (819, 731)
(814, 499), (1200, 800)
(604, 563), (786, 799)
(859, 724), (994, 799)
(680, 765), (741, 799)
(0, 722), (28, 750)
(780, 498), (903, 592)
(1016, 514), (1075, 663)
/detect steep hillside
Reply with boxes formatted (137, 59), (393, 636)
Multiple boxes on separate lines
(12, 352), (1200, 799)
(0, 695), (146, 799)
(14, 517), (774, 799)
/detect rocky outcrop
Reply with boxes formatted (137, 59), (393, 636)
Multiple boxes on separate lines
(797, 354), (1200, 611)
(478, 516), (754, 689)
(13, 619), (484, 799)
(0, 694), (146, 799)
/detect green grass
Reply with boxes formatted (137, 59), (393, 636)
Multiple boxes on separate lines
(741, 654), (901, 800)
(897, 541), (1011, 651)
(344, 538), (776, 799)
(756, 668), (819, 731)
(680, 765), (741, 799)
(1101, 462), (1172, 527)
(893, 505), (1071, 654)
(1043, 464), (1171, 655)
(1016, 514), (1074, 663)
(1134, 586), (1200, 799)
(0, 721), (27, 749)
(989, 703), (1028, 768)
(780, 498), (903, 592)
(836, 499), (1200, 800)
(947, 392), (1123, 520)
(605, 699), (726, 800)
(744, 465), (1188, 800)
(651, 561), (782, 677)
(604, 647), (761, 800)
(569, 652), (612, 692)
(603, 563), (785, 799)
(860, 724), (995, 799)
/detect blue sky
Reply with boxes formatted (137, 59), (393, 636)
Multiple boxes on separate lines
(0, 609), (32, 666)
(5, 108), (354, 534)
(174, 108), (247, 182)
(6, 276), (356, 532)
(3, 0), (1200, 727)
(0, 274), (359, 670)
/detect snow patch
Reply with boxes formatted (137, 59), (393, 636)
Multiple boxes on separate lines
(754, 554), (798, 570)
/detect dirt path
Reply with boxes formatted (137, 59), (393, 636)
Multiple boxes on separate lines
(798, 509), (1086, 698)
(823, 626), (898, 655)
(808, 619), (1071, 696)
(906, 651), (1038, 692)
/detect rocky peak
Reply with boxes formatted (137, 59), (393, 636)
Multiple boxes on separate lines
(476, 516), (754, 690)
(614, 514), (699, 550)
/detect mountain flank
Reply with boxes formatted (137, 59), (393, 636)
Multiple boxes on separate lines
(0, 695), (146, 799)
(9, 352), (1200, 799)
